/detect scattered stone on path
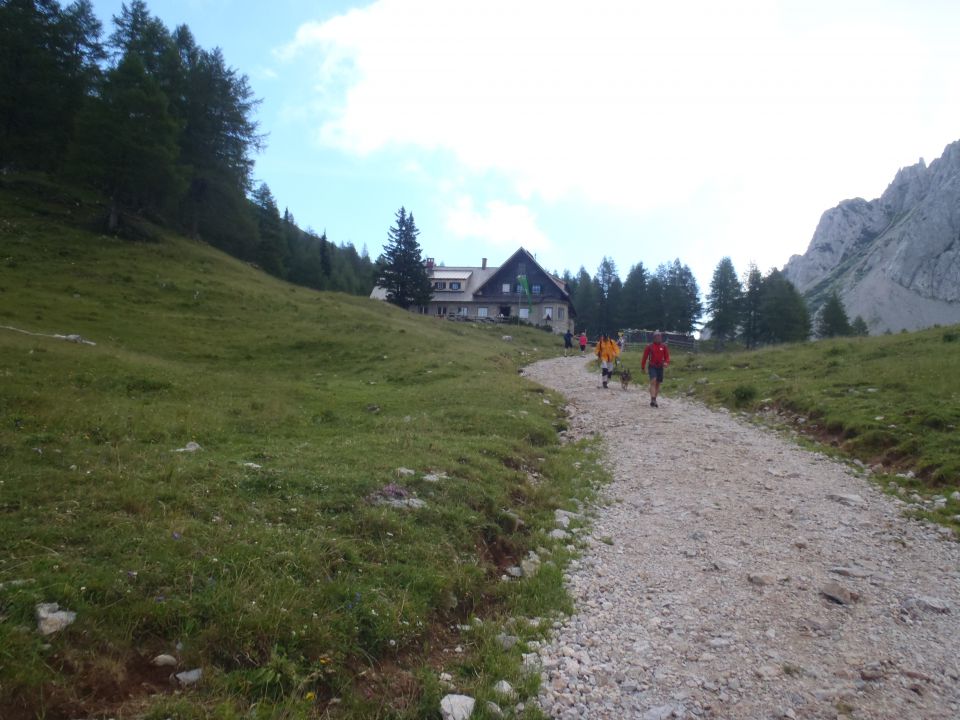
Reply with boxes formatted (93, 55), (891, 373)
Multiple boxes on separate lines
(901, 595), (951, 615)
(830, 566), (872, 579)
(493, 680), (516, 699)
(395, 467), (416, 477)
(827, 493), (865, 507)
(820, 581), (857, 605)
(748, 573), (775, 587)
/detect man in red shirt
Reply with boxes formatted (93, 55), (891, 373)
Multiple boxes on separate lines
(640, 330), (670, 407)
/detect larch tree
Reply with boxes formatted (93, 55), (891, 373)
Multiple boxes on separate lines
(66, 53), (185, 230)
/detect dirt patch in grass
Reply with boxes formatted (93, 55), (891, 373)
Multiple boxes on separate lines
(8, 653), (176, 720)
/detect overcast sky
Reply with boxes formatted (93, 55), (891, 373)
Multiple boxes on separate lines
(91, 0), (960, 293)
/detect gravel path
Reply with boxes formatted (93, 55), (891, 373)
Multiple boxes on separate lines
(523, 356), (960, 720)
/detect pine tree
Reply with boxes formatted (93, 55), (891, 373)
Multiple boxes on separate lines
(571, 267), (598, 336)
(850, 315), (869, 336)
(644, 275), (666, 331)
(595, 257), (619, 333)
(706, 257), (742, 347)
(251, 183), (287, 276)
(656, 259), (702, 334)
(815, 291), (853, 338)
(757, 270), (810, 344)
(376, 207), (432, 309)
(740, 264), (763, 348)
(620, 262), (648, 329)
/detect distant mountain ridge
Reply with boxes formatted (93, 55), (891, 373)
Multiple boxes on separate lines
(783, 140), (960, 332)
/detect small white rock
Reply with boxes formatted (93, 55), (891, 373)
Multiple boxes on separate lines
(152, 654), (178, 667)
(35, 603), (76, 636)
(175, 668), (203, 686)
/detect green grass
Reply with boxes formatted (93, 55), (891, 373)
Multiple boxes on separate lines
(0, 177), (605, 719)
(651, 331), (960, 529)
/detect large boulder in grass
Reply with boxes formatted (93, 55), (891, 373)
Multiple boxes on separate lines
(440, 693), (475, 720)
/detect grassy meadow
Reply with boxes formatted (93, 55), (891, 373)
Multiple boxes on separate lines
(631, 330), (960, 527)
(0, 177), (604, 719)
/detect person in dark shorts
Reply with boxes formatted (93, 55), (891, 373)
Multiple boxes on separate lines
(563, 329), (574, 356)
(640, 330), (670, 407)
(578, 331), (588, 354)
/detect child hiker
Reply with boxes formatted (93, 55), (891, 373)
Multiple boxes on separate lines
(594, 332), (620, 389)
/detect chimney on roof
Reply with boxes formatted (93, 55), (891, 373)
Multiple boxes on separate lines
(425, 258), (435, 269)
(481, 258), (487, 269)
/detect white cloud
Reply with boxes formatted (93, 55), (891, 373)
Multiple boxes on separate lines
(444, 196), (551, 253)
(276, 0), (960, 275)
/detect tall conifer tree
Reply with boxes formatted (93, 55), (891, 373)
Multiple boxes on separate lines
(757, 269), (810, 344)
(815, 291), (853, 338)
(376, 207), (432, 309)
(740, 264), (764, 348)
(706, 257), (742, 346)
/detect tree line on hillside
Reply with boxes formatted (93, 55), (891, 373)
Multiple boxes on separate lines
(563, 258), (703, 336)
(706, 257), (867, 346)
(0, 0), (374, 295)
(563, 256), (867, 346)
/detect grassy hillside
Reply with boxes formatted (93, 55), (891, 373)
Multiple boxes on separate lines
(648, 330), (960, 527)
(0, 178), (602, 719)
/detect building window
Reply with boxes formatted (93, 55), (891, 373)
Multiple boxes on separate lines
(515, 284), (524, 293)
(477, 307), (488, 318)
(532, 284), (541, 294)
(519, 308), (529, 320)
(433, 281), (447, 290)
(450, 281), (461, 290)
(557, 307), (566, 320)
(544, 306), (553, 321)
(457, 306), (468, 316)
(502, 283), (511, 293)
(436, 306), (447, 316)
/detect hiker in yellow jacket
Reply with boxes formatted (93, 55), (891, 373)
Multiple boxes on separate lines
(594, 332), (620, 389)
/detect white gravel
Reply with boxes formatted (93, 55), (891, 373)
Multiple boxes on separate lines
(523, 356), (960, 720)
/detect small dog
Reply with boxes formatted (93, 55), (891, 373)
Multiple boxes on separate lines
(619, 367), (632, 390)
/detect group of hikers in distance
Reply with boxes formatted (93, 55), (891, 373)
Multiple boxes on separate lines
(562, 329), (670, 408)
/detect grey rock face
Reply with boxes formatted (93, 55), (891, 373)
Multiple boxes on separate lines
(783, 140), (960, 332)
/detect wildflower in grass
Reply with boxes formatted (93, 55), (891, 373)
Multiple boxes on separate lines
(305, 691), (316, 702)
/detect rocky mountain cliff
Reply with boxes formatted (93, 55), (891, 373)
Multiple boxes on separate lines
(783, 140), (960, 332)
